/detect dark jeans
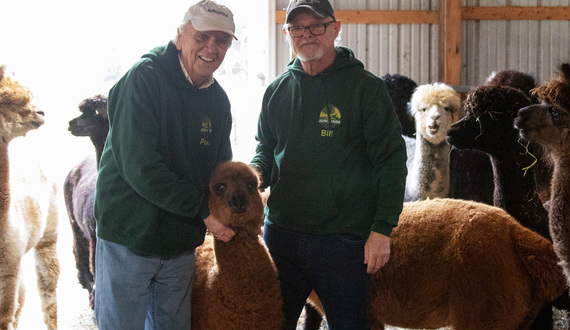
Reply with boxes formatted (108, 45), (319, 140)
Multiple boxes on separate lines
(263, 224), (370, 330)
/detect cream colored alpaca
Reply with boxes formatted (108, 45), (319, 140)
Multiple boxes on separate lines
(405, 83), (462, 201)
(0, 66), (59, 330)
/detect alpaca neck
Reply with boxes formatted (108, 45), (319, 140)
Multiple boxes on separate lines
(549, 157), (570, 225)
(213, 229), (274, 272)
(489, 155), (550, 238)
(90, 133), (107, 168)
(548, 157), (570, 276)
(0, 140), (10, 226)
(411, 137), (450, 199)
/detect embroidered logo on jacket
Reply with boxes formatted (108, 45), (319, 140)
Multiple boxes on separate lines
(200, 116), (212, 146)
(318, 104), (340, 137)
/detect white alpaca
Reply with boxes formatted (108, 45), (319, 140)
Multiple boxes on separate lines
(0, 66), (59, 330)
(405, 83), (462, 202)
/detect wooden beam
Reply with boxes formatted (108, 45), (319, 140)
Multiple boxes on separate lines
(276, 6), (570, 25)
(462, 6), (570, 21)
(276, 10), (439, 25)
(438, 0), (461, 85)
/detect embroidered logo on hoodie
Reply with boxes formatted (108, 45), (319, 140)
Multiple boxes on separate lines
(318, 104), (340, 137)
(200, 116), (212, 145)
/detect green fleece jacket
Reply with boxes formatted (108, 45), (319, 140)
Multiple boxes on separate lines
(251, 47), (407, 238)
(94, 42), (232, 257)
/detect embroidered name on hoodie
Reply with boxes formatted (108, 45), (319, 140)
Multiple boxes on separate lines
(318, 104), (341, 137)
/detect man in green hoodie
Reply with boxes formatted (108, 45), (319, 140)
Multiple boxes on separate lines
(251, 0), (407, 329)
(93, 1), (237, 329)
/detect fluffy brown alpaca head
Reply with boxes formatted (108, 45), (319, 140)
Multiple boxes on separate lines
(208, 161), (264, 233)
(516, 64), (570, 160)
(0, 66), (44, 142)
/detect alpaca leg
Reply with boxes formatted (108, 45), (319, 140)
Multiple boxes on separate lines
(34, 242), (60, 330)
(88, 238), (97, 309)
(70, 219), (93, 293)
(12, 278), (25, 330)
(0, 267), (20, 330)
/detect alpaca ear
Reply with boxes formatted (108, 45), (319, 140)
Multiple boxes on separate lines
(561, 63), (570, 81)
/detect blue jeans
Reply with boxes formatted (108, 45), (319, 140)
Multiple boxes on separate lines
(263, 224), (370, 330)
(94, 238), (196, 330)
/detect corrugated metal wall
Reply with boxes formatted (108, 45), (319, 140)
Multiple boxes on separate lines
(274, 0), (570, 86)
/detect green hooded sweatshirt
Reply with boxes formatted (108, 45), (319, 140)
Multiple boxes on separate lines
(251, 47), (407, 238)
(94, 42), (232, 257)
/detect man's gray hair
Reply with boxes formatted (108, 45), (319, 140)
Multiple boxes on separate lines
(172, 20), (193, 43)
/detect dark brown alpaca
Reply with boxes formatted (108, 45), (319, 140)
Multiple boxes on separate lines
(516, 63), (570, 284)
(191, 161), (284, 329)
(63, 94), (108, 309)
(447, 85), (570, 328)
(446, 85), (550, 239)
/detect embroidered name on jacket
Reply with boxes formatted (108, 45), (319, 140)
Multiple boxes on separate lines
(318, 104), (341, 137)
(200, 116), (212, 146)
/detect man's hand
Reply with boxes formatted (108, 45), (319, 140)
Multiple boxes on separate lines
(203, 214), (236, 242)
(364, 232), (390, 274)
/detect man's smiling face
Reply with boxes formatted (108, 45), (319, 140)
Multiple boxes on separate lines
(176, 22), (231, 87)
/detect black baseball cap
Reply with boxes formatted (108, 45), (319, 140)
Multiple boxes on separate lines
(285, 0), (335, 23)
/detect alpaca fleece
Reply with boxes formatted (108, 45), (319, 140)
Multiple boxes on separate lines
(380, 73), (417, 138)
(64, 94), (108, 309)
(0, 66), (60, 330)
(405, 83), (462, 202)
(447, 85), (550, 239)
(191, 161), (283, 329)
(308, 198), (566, 330)
(516, 63), (570, 286)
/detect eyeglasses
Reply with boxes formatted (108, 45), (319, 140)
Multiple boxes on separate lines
(286, 21), (336, 38)
(193, 31), (232, 49)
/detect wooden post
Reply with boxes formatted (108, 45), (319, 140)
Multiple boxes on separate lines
(438, 0), (462, 85)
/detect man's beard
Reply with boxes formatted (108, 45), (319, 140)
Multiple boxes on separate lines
(291, 41), (324, 62)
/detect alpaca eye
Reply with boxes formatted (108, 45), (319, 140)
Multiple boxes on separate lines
(247, 181), (257, 191)
(444, 107), (453, 112)
(550, 108), (560, 121)
(215, 184), (226, 195)
(420, 108), (426, 112)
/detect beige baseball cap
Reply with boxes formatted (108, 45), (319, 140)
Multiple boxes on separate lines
(183, 0), (237, 40)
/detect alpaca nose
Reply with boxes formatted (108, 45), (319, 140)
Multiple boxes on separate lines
(228, 192), (248, 213)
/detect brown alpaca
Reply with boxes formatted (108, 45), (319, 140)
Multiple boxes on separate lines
(191, 161), (284, 329)
(308, 199), (566, 329)
(0, 66), (59, 329)
(516, 63), (570, 284)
